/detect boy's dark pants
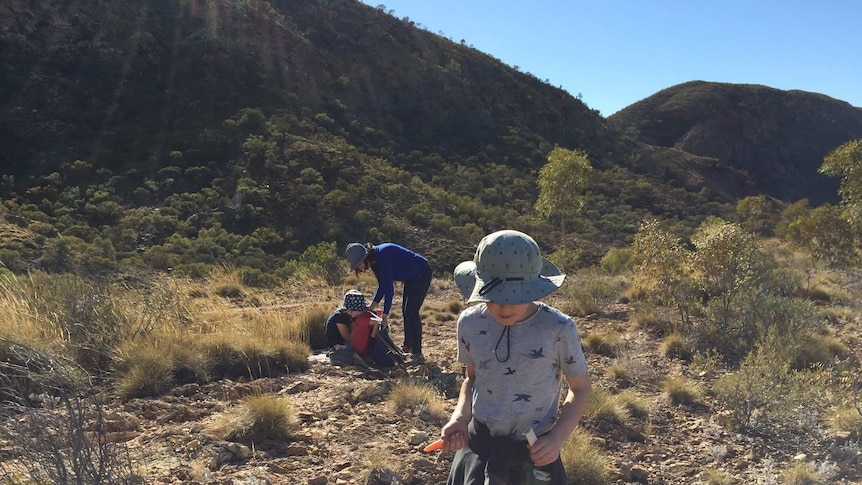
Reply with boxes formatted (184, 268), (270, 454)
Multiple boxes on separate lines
(447, 419), (567, 485)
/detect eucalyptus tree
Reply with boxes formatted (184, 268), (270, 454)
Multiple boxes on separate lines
(820, 138), (862, 226)
(535, 147), (592, 244)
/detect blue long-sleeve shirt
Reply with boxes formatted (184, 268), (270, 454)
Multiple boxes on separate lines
(370, 243), (428, 315)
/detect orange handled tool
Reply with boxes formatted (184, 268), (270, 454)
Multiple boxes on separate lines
(423, 439), (444, 453)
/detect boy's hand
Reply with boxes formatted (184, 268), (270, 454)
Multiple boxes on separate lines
(528, 433), (564, 467)
(440, 418), (469, 453)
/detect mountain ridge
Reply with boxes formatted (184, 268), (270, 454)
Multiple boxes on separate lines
(609, 80), (862, 204)
(0, 0), (860, 274)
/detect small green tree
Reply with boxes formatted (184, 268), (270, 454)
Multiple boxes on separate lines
(735, 195), (777, 236)
(631, 219), (695, 331)
(820, 138), (862, 224)
(774, 199), (811, 239)
(535, 147), (592, 244)
(690, 219), (769, 333)
(786, 204), (857, 268)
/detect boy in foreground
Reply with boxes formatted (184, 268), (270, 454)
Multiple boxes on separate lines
(443, 230), (592, 484)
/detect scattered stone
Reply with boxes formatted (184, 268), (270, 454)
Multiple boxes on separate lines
(211, 442), (253, 469)
(173, 383), (202, 397)
(285, 444), (309, 456)
(283, 380), (321, 394)
(409, 430), (428, 445)
(629, 465), (649, 483)
(366, 468), (402, 484)
(353, 381), (389, 402)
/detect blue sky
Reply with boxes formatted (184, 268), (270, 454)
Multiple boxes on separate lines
(360, 1), (861, 117)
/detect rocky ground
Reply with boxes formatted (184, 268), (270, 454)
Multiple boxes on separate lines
(5, 282), (861, 484)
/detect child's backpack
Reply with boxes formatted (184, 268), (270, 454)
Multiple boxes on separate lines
(349, 311), (376, 356)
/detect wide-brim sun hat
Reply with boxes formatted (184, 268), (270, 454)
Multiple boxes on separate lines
(464, 230), (566, 304)
(454, 257), (563, 301)
(340, 289), (370, 312)
(344, 243), (370, 271)
(454, 261), (479, 300)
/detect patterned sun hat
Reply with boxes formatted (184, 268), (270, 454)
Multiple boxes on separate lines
(454, 261), (478, 300)
(464, 230), (566, 304)
(340, 289), (370, 312)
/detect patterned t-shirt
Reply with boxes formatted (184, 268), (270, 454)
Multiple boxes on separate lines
(456, 302), (588, 439)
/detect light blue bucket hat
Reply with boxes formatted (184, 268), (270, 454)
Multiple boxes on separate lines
(459, 230), (565, 304)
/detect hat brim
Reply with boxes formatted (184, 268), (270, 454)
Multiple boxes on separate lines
(347, 245), (371, 271)
(463, 257), (565, 304)
(454, 261), (478, 300)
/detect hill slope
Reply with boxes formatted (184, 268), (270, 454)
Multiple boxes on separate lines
(608, 81), (862, 204)
(0, 1), (860, 275)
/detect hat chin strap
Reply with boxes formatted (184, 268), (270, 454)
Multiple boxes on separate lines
(477, 276), (524, 296)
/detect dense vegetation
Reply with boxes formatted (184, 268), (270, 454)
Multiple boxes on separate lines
(2, 0), (803, 282)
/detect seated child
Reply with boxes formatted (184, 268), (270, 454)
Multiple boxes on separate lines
(325, 289), (403, 368)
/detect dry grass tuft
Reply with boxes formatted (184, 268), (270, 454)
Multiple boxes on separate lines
(560, 427), (612, 485)
(660, 332), (693, 361)
(584, 386), (629, 425)
(629, 304), (675, 336)
(388, 380), (447, 421)
(213, 394), (297, 445)
(582, 331), (620, 357)
(826, 404), (862, 439)
(614, 389), (650, 420)
(704, 469), (734, 485)
(663, 377), (700, 406)
(358, 449), (399, 483)
(779, 461), (832, 485)
(114, 334), (211, 399)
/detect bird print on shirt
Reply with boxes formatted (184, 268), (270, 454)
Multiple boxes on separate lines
(479, 330), (487, 335)
(513, 393), (531, 402)
(527, 347), (545, 359)
(504, 367), (516, 375)
(460, 336), (470, 352)
(478, 359), (492, 370)
(565, 355), (577, 365)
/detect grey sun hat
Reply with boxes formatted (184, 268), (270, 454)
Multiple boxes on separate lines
(464, 230), (566, 304)
(344, 243), (370, 271)
(454, 261), (479, 300)
(340, 289), (370, 312)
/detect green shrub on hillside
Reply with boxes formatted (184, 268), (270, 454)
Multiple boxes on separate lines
(559, 271), (623, 317)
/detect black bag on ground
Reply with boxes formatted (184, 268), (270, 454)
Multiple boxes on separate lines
(366, 330), (405, 367)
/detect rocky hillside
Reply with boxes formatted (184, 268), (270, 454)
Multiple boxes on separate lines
(609, 81), (862, 204)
